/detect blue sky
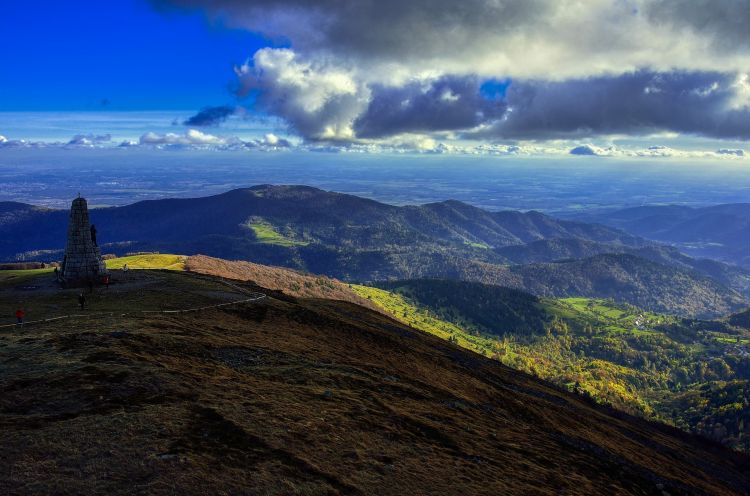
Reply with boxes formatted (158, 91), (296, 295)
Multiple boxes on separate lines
(0, 0), (749, 160)
(0, 0), (264, 111)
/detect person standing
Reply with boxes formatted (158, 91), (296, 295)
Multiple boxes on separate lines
(15, 307), (25, 325)
(78, 293), (86, 310)
(122, 263), (129, 281)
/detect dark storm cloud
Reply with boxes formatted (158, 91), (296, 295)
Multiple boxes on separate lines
(354, 76), (507, 138)
(645, 0), (750, 49)
(473, 71), (750, 140)
(184, 105), (236, 126)
(154, 0), (550, 62)
(155, 0), (750, 79)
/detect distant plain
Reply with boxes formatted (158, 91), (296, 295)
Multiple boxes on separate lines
(2, 148), (750, 213)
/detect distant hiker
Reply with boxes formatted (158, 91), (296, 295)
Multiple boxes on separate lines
(90, 224), (97, 246)
(15, 308), (25, 325)
(122, 263), (129, 280)
(103, 274), (110, 289)
(78, 293), (86, 310)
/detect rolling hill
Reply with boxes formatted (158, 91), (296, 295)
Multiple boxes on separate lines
(501, 254), (746, 318)
(398, 253), (746, 318)
(496, 238), (750, 295)
(0, 185), (643, 263)
(1, 268), (750, 494)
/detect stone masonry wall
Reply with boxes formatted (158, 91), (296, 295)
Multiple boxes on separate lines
(61, 197), (108, 284)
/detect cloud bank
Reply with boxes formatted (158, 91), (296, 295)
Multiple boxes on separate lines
(238, 51), (750, 142)
(2, 129), (746, 163)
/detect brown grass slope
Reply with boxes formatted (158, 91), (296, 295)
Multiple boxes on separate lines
(1, 270), (749, 495)
(186, 254), (379, 311)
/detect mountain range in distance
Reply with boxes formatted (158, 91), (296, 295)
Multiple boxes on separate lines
(2, 184), (750, 318)
(570, 204), (750, 266)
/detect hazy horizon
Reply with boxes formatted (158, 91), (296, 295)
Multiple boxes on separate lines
(3, 147), (750, 215)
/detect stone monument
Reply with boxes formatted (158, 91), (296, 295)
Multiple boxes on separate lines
(61, 196), (108, 285)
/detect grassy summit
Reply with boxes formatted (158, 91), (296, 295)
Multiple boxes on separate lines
(1, 267), (749, 494)
(105, 254), (187, 270)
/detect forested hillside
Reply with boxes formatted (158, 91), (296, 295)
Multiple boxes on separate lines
(357, 280), (750, 451)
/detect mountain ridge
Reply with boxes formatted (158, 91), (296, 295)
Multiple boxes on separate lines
(1, 185), (746, 317)
(0, 185), (645, 259)
(575, 203), (750, 267)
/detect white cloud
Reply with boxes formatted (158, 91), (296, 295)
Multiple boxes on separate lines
(569, 145), (607, 156)
(0, 138), (49, 149)
(236, 48), (370, 140)
(563, 143), (748, 160)
(730, 73), (750, 110)
(139, 129), (237, 146)
(262, 133), (291, 147)
(1, 123), (746, 160)
(632, 145), (680, 157)
(67, 134), (112, 147)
